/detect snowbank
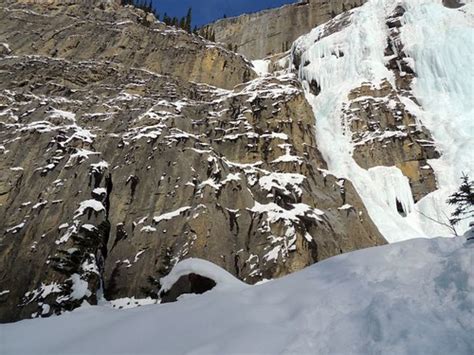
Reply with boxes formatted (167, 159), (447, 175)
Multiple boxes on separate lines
(2, 237), (473, 354)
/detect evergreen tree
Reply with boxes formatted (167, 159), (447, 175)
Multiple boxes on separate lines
(121, 1), (193, 32)
(447, 174), (474, 226)
(185, 8), (192, 32)
(163, 13), (170, 25)
(179, 17), (186, 30)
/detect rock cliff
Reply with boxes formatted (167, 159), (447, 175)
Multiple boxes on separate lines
(203, 0), (367, 60)
(0, 0), (255, 89)
(0, 1), (385, 322)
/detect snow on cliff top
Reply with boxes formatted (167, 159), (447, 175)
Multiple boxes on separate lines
(2, 237), (473, 355)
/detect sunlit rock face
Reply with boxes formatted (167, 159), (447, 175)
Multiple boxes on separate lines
(0, 1), (385, 322)
(0, 0), (255, 89)
(203, 0), (367, 60)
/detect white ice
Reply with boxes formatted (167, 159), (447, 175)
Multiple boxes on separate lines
(293, 0), (474, 241)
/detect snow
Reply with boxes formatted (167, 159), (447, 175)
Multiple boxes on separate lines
(338, 203), (353, 210)
(81, 224), (96, 232)
(24, 282), (61, 302)
(259, 172), (305, 197)
(133, 250), (146, 263)
(153, 206), (191, 223)
(1, 42), (11, 53)
(293, 0), (474, 242)
(251, 59), (270, 76)
(49, 108), (76, 122)
(250, 201), (324, 224)
(74, 199), (105, 218)
(57, 223), (68, 230)
(69, 274), (91, 300)
(271, 143), (303, 164)
(160, 258), (248, 294)
(56, 223), (78, 245)
(66, 148), (100, 167)
(92, 187), (107, 196)
(260, 132), (289, 140)
(271, 152), (303, 164)
(89, 160), (109, 173)
(2, 237), (472, 354)
(32, 201), (47, 209)
(221, 172), (241, 184)
(108, 297), (156, 310)
(5, 222), (25, 234)
(198, 178), (221, 190)
(140, 225), (157, 233)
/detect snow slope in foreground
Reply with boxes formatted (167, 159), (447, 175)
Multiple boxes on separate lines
(293, 0), (474, 242)
(2, 237), (473, 355)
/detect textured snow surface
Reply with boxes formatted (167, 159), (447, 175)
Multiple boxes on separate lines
(2, 237), (473, 354)
(293, 0), (474, 241)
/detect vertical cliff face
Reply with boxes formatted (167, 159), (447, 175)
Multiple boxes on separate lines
(0, 1), (385, 322)
(203, 0), (367, 59)
(0, 0), (255, 90)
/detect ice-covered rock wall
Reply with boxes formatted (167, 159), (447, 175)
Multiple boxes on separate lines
(292, 0), (474, 241)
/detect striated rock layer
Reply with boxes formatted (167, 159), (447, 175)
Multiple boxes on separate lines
(203, 0), (367, 60)
(0, 1), (385, 322)
(0, 0), (255, 89)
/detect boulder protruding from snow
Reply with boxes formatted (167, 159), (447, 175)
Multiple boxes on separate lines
(159, 258), (248, 302)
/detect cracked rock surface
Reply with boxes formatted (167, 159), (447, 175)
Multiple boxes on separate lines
(0, 1), (385, 322)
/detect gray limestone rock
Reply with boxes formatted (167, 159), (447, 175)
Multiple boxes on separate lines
(203, 0), (367, 59)
(0, 1), (386, 323)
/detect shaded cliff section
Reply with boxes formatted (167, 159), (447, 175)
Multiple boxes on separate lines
(203, 0), (367, 60)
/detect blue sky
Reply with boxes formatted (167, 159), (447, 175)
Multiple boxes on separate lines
(150, 0), (297, 27)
